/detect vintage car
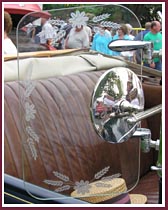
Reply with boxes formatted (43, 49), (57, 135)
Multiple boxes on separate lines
(3, 4), (163, 206)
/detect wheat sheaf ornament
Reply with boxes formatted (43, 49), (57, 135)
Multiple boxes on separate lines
(69, 10), (89, 28)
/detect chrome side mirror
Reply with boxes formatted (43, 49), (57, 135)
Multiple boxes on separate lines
(90, 67), (144, 143)
(108, 40), (162, 64)
(90, 67), (162, 153)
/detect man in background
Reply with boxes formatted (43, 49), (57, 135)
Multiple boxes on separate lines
(135, 22), (151, 41)
(65, 25), (89, 49)
(143, 21), (162, 71)
(38, 17), (55, 47)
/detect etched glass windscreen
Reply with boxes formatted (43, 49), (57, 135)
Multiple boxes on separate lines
(17, 4), (143, 203)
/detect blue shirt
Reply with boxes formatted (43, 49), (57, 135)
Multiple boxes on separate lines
(134, 30), (150, 41)
(91, 31), (112, 55)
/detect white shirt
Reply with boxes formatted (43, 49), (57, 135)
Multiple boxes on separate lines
(103, 97), (115, 107)
(129, 34), (135, 40)
(4, 38), (17, 54)
(84, 26), (92, 40)
(131, 98), (139, 106)
(67, 28), (89, 49)
(38, 22), (54, 44)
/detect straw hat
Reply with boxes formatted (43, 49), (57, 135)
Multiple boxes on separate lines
(71, 178), (147, 204)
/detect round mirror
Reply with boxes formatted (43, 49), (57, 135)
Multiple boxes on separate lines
(91, 67), (144, 143)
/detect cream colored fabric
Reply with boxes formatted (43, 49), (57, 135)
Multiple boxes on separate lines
(79, 54), (126, 71)
(4, 54), (126, 82)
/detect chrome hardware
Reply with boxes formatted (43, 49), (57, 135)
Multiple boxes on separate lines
(127, 104), (162, 124)
(108, 40), (154, 64)
(133, 128), (160, 153)
(151, 166), (162, 171)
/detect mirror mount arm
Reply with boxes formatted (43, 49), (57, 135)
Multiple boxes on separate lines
(152, 49), (162, 59)
(142, 42), (154, 64)
(127, 104), (162, 124)
(129, 104), (162, 153)
(132, 128), (160, 153)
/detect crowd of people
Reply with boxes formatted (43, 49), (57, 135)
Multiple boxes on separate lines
(4, 11), (162, 71)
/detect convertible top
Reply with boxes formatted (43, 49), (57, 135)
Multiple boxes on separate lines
(4, 4), (50, 17)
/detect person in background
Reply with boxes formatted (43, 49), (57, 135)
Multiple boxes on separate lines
(121, 24), (135, 61)
(62, 21), (72, 40)
(84, 25), (92, 44)
(125, 23), (135, 40)
(38, 17), (56, 49)
(32, 25), (42, 44)
(4, 11), (17, 54)
(91, 25), (112, 55)
(135, 22), (151, 41)
(134, 22), (151, 64)
(65, 25), (89, 49)
(60, 18), (72, 48)
(143, 21), (162, 71)
(113, 24), (130, 41)
(105, 27), (112, 37)
(111, 24), (131, 56)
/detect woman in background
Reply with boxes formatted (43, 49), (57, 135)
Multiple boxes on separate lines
(4, 11), (17, 54)
(91, 25), (112, 55)
(111, 24), (131, 56)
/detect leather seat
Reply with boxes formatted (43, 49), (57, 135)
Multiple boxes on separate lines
(4, 69), (162, 203)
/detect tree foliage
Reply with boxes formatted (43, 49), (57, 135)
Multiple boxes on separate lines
(43, 4), (162, 26)
(123, 4), (162, 26)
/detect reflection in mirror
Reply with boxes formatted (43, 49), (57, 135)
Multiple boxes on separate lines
(91, 67), (144, 143)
